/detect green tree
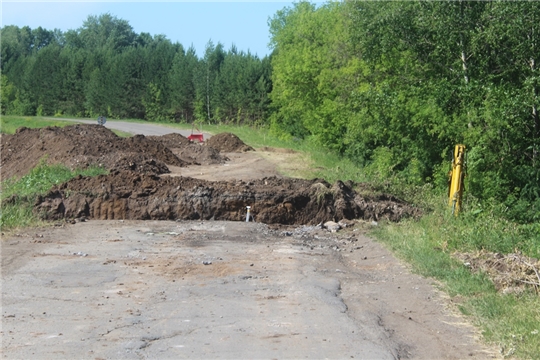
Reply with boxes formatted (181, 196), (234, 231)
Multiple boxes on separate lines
(169, 45), (197, 122)
(77, 13), (136, 52)
(195, 40), (225, 122)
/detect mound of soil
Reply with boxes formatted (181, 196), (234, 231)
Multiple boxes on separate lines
(173, 144), (229, 165)
(147, 133), (228, 165)
(205, 133), (254, 153)
(34, 172), (420, 225)
(0, 125), (187, 179)
(111, 155), (171, 175)
(148, 133), (191, 148)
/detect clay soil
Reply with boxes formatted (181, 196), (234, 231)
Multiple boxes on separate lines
(1, 124), (420, 225)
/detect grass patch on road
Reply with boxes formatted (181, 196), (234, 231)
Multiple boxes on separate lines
(0, 163), (107, 231)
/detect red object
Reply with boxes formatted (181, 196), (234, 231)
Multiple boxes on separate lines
(188, 133), (204, 143)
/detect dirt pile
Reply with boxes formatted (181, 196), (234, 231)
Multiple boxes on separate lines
(34, 172), (420, 225)
(149, 132), (228, 165)
(173, 145), (229, 165)
(0, 125), (186, 179)
(3, 124), (421, 226)
(205, 133), (254, 153)
(148, 133), (191, 148)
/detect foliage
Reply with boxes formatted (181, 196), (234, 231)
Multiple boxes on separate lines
(268, 1), (540, 223)
(1, 14), (272, 124)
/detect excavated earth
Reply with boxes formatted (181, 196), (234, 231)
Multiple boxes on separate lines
(0, 125), (187, 178)
(1, 124), (419, 225)
(205, 132), (254, 153)
(1, 125), (419, 224)
(34, 173), (418, 224)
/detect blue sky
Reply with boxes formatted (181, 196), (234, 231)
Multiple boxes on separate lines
(1, 1), (308, 58)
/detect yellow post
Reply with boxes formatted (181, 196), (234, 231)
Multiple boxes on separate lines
(448, 144), (466, 216)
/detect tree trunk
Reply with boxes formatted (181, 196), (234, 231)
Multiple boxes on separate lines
(459, 0), (469, 84)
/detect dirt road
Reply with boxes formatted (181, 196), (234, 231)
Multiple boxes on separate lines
(1, 121), (498, 358)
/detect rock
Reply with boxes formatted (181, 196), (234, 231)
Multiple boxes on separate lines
(324, 221), (341, 233)
(338, 219), (355, 228)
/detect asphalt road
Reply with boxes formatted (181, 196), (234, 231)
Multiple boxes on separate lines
(2, 220), (496, 359)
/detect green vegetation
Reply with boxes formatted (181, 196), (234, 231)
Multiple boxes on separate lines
(268, 1), (539, 224)
(1, 15), (271, 124)
(0, 162), (107, 230)
(374, 208), (540, 359)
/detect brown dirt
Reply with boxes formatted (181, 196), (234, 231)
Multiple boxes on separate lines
(34, 172), (420, 225)
(150, 132), (229, 165)
(2, 124), (420, 226)
(0, 125), (187, 179)
(172, 144), (229, 165)
(147, 132), (191, 148)
(205, 132), (254, 153)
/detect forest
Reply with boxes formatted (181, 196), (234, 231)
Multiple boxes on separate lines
(1, 1), (539, 223)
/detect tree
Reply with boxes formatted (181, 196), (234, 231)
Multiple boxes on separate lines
(195, 40), (225, 122)
(169, 45), (197, 121)
(77, 13), (136, 52)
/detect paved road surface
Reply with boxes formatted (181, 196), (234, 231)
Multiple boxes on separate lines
(2, 221), (497, 359)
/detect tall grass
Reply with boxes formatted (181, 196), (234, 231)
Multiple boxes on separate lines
(0, 163), (107, 230)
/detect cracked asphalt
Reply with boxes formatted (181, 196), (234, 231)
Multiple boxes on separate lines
(1, 220), (497, 359)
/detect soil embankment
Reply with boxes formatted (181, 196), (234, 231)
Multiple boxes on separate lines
(34, 172), (418, 224)
(1, 124), (419, 225)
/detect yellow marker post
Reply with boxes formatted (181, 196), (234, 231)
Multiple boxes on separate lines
(448, 144), (466, 216)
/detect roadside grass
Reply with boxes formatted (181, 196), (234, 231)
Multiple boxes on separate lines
(373, 205), (540, 358)
(0, 115), (132, 137)
(0, 163), (107, 231)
